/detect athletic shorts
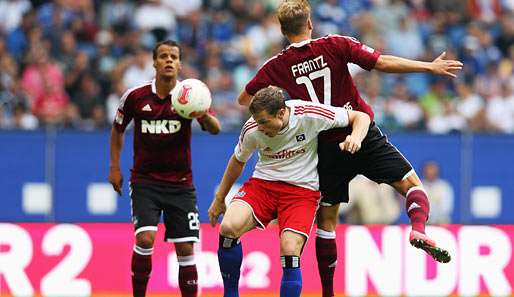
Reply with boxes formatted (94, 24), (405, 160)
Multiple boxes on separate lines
(318, 123), (413, 206)
(129, 183), (200, 243)
(232, 177), (320, 238)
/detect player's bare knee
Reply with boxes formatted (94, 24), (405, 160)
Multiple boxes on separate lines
(219, 220), (242, 238)
(136, 231), (155, 249)
(280, 238), (304, 256)
(393, 173), (422, 196)
(316, 205), (340, 232)
(280, 231), (306, 256)
(174, 242), (194, 256)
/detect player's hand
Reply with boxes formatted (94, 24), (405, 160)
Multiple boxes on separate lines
(108, 166), (123, 195)
(430, 52), (463, 78)
(208, 197), (226, 227)
(339, 135), (362, 154)
(190, 110), (208, 119)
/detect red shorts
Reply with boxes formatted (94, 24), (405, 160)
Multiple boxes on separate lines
(232, 178), (320, 237)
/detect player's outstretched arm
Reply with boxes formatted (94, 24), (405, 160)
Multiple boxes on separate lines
(339, 110), (370, 154)
(108, 127), (125, 195)
(208, 155), (246, 226)
(374, 52), (463, 78)
(237, 90), (253, 106)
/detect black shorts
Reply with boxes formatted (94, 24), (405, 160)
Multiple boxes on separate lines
(318, 123), (413, 206)
(129, 183), (200, 243)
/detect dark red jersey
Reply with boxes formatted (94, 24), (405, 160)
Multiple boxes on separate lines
(246, 35), (380, 143)
(113, 80), (196, 187)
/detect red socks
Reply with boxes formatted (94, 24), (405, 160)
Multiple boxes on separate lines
(178, 255), (198, 297)
(406, 186), (430, 234)
(315, 229), (337, 297)
(131, 246), (153, 297)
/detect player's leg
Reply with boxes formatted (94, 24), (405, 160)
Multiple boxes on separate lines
(130, 183), (162, 297)
(174, 242), (197, 297)
(218, 200), (259, 297)
(162, 186), (201, 297)
(218, 179), (276, 297)
(361, 124), (451, 263)
(279, 231), (306, 297)
(277, 184), (320, 297)
(315, 204), (340, 297)
(390, 172), (451, 263)
(316, 143), (355, 297)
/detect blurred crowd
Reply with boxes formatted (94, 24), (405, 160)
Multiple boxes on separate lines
(0, 0), (513, 133)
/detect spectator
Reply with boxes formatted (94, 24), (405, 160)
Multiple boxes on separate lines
(426, 100), (466, 134)
(388, 83), (424, 130)
(99, 0), (135, 28)
(0, 0), (513, 133)
(455, 82), (485, 130)
(420, 79), (453, 120)
(422, 161), (454, 224)
(122, 47), (154, 89)
(133, 0), (176, 34)
(0, 0), (32, 34)
(20, 47), (69, 125)
(5, 9), (36, 62)
(386, 15), (424, 59)
(11, 102), (38, 129)
(485, 83), (514, 133)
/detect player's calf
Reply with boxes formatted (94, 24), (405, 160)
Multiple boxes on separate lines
(177, 255), (198, 297)
(132, 245), (153, 297)
(315, 229), (337, 297)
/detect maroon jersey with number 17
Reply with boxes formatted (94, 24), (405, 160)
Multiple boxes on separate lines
(246, 34), (381, 143)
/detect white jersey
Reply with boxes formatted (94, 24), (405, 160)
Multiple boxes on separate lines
(234, 100), (350, 190)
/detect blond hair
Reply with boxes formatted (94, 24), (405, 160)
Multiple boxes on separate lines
(277, 0), (311, 36)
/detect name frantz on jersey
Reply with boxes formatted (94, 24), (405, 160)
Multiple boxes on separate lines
(291, 55), (328, 77)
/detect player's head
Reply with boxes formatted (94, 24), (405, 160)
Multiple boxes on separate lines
(277, 0), (313, 39)
(423, 160), (440, 182)
(250, 86), (288, 137)
(152, 40), (181, 79)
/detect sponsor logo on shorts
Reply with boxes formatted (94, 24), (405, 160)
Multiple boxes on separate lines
(234, 191), (246, 198)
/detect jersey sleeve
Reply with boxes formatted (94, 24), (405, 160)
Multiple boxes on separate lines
(295, 101), (350, 131)
(331, 35), (381, 71)
(234, 122), (258, 162)
(112, 88), (135, 132)
(245, 63), (274, 96)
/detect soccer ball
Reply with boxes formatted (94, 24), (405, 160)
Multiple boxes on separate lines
(171, 78), (212, 119)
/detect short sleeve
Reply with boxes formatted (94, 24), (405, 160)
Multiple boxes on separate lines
(234, 122), (258, 162)
(331, 35), (381, 71)
(112, 88), (135, 132)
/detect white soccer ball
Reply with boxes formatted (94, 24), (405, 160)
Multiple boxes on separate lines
(171, 78), (212, 119)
